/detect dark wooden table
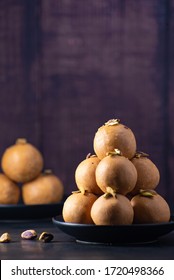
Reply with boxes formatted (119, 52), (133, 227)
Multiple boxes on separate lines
(0, 218), (174, 260)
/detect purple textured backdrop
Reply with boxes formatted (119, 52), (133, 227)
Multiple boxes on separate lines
(0, 0), (173, 208)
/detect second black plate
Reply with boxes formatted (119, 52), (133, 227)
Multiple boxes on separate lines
(0, 202), (63, 220)
(52, 215), (174, 244)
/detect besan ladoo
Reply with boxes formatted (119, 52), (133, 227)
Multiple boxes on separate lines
(75, 154), (103, 195)
(93, 119), (136, 160)
(130, 152), (160, 195)
(95, 149), (137, 195)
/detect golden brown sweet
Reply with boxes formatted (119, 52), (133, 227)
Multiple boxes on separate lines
(62, 191), (98, 224)
(130, 152), (160, 195)
(131, 190), (170, 223)
(91, 191), (134, 225)
(75, 154), (103, 195)
(93, 119), (136, 159)
(22, 170), (64, 204)
(95, 149), (137, 195)
(0, 173), (20, 204)
(1, 138), (43, 183)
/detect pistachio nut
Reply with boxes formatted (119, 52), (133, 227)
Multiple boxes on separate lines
(0, 232), (11, 243)
(39, 232), (54, 243)
(21, 229), (37, 240)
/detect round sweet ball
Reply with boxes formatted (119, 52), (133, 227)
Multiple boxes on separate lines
(62, 191), (98, 224)
(1, 138), (43, 183)
(0, 173), (20, 204)
(130, 190), (170, 224)
(91, 192), (134, 225)
(93, 119), (136, 160)
(22, 170), (64, 205)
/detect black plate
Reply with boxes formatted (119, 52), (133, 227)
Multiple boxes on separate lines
(52, 215), (174, 244)
(0, 202), (63, 220)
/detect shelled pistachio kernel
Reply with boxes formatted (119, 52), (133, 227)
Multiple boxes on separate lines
(21, 229), (37, 240)
(0, 232), (11, 243)
(39, 232), (54, 243)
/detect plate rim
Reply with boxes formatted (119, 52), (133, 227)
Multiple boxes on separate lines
(0, 202), (63, 208)
(52, 215), (174, 228)
(0, 202), (64, 220)
(52, 215), (174, 244)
